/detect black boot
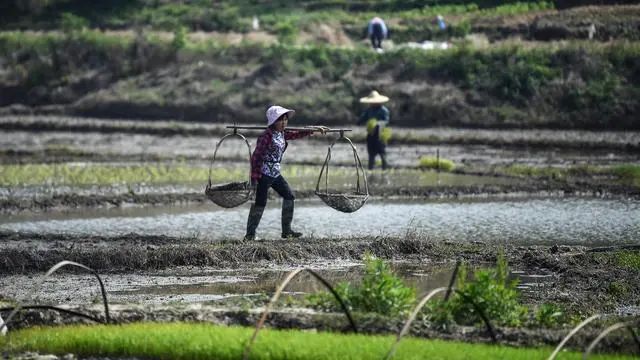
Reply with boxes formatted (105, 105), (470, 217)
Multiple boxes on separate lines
(244, 204), (265, 241)
(281, 199), (303, 239)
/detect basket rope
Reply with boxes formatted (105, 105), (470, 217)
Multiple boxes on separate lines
(315, 132), (369, 212)
(205, 128), (253, 208)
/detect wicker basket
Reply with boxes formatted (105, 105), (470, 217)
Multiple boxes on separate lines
(204, 131), (253, 208)
(315, 191), (369, 213)
(205, 181), (252, 208)
(315, 134), (369, 213)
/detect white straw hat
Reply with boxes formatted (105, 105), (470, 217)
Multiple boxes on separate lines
(359, 90), (389, 104)
(266, 105), (295, 126)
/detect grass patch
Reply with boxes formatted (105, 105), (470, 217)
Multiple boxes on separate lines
(0, 163), (214, 187)
(0, 322), (633, 360)
(418, 156), (455, 172)
(499, 164), (566, 179)
(611, 164), (640, 187)
(614, 251), (640, 271)
(0, 163), (374, 188)
(497, 164), (640, 187)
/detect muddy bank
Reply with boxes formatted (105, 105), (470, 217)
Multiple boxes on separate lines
(1, 181), (638, 214)
(1, 231), (639, 314)
(2, 117), (639, 152)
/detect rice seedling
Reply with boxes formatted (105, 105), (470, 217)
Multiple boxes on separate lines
(1, 322), (633, 360)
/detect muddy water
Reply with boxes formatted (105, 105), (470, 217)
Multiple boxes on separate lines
(0, 262), (551, 306)
(2, 198), (639, 245)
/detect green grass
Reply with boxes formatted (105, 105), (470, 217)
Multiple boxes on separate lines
(614, 251), (640, 271)
(0, 163), (374, 188)
(497, 164), (640, 187)
(418, 156), (456, 172)
(0, 163), (214, 186)
(0, 322), (634, 360)
(611, 164), (640, 186)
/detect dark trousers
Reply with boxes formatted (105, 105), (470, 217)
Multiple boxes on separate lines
(367, 137), (388, 170)
(370, 23), (384, 49)
(254, 174), (294, 206)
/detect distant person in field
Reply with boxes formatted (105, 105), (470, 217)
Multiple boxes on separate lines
(367, 16), (388, 50)
(437, 14), (447, 31)
(357, 90), (391, 170)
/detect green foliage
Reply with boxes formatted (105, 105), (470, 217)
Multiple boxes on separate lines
(60, 12), (88, 34)
(428, 251), (528, 327)
(172, 26), (188, 51)
(2, 322), (628, 360)
(274, 20), (298, 45)
(418, 156), (455, 172)
(612, 164), (640, 187)
(307, 254), (416, 316)
(0, 163), (210, 187)
(534, 303), (565, 328)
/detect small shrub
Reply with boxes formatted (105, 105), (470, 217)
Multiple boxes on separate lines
(274, 20), (298, 44)
(418, 156), (455, 171)
(427, 251), (528, 327)
(171, 26), (187, 51)
(306, 253), (416, 316)
(534, 303), (564, 328)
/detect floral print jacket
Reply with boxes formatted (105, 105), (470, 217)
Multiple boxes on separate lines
(250, 128), (311, 183)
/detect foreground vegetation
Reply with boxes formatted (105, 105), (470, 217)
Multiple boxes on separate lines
(0, 322), (634, 360)
(307, 254), (574, 329)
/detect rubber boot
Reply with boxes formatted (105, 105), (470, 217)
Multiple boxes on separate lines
(244, 204), (265, 241)
(281, 199), (303, 239)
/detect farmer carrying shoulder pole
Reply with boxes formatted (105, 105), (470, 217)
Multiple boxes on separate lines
(357, 90), (390, 170)
(244, 105), (327, 241)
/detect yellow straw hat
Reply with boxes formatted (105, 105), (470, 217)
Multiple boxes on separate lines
(359, 90), (389, 104)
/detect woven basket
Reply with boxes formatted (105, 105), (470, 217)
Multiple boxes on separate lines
(205, 181), (251, 208)
(205, 131), (253, 208)
(316, 191), (369, 213)
(316, 134), (369, 213)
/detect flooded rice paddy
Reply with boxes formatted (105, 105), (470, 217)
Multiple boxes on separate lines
(2, 197), (639, 245)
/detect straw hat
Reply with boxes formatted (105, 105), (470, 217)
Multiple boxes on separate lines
(359, 90), (389, 104)
(266, 105), (295, 126)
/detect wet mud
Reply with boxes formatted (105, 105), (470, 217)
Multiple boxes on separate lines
(1, 237), (639, 354)
(1, 231), (638, 315)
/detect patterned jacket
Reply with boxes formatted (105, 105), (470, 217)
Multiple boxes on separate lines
(250, 128), (311, 183)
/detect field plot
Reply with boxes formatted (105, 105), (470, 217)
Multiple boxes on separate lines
(2, 1), (640, 358)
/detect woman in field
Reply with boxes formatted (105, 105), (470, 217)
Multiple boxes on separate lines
(244, 105), (325, 240)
